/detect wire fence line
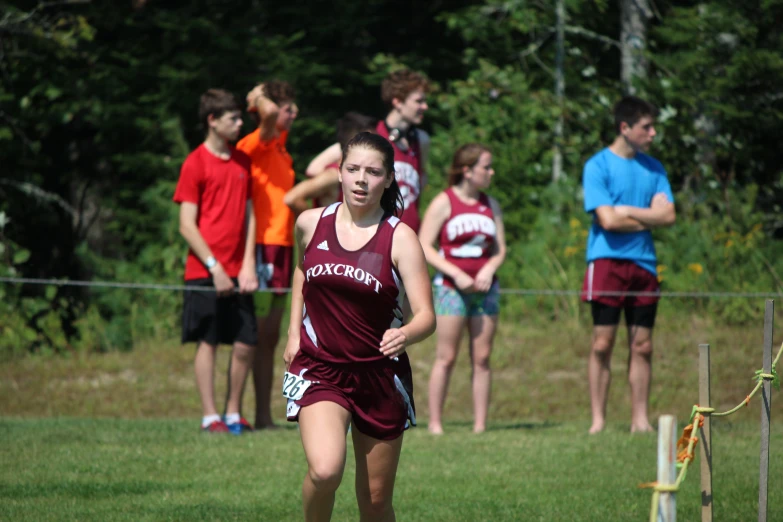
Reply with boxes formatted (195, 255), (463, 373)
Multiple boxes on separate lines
(1, 276), (782, 299)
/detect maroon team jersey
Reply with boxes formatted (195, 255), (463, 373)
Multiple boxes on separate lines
(300, 202), (405, 364)
(434, 188), (497, 289)
(375, 121), (422, 232)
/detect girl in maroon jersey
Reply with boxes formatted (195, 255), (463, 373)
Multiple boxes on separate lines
(419, 144), (507, 435)
(282, 132), (435, 521)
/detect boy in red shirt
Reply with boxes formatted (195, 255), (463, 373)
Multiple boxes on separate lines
(173, 89), (259, 434)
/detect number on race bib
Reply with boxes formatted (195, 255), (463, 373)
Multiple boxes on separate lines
(281, 371), (312, 401)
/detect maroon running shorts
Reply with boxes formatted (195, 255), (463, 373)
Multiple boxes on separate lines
(581, 258), (660, 307)
(255, 244), (293, 296)
(285, 350), (416, 441)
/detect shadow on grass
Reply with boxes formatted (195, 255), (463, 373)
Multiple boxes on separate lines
(250, 423), (299, 432)
(0, 480), (181, 500)
(419, 420), (562, 431)
(486, 420), (561, 431)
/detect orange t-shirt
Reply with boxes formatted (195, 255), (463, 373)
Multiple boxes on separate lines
(236, 129), (295, 246)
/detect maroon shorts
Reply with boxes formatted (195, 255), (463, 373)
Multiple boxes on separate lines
(255, 244), (293, 296)
(285, 350), (416, 441)
(581, 258), (660, 307)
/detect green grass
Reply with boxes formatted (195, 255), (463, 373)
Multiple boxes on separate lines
(0, 418), (779, 521)
(2, 309), (783, 423)
(1, 309), (782, 520)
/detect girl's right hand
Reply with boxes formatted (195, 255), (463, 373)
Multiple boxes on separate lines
(453, 272), (475, 293)
(283, 336), (300, 371)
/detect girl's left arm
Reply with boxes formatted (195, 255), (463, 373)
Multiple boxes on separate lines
(473, 198), (506, 292)
(484, 196), (507, 273)
(380, 224), (436, 357)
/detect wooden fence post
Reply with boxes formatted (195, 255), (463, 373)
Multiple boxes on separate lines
(658, 415), (677, 522)
(699, 344), (713, 522)
(758, 300), (773, 522)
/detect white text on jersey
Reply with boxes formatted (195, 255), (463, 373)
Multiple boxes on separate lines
(305, 263), (383, 294)
(446, 213), (497, 242)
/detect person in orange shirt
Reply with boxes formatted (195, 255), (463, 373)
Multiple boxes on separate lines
(237, 80), (298, 429)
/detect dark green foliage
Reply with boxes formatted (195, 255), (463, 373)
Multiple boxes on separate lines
(1, 0), (782, 354)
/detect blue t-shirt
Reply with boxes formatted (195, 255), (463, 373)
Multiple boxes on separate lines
(583, 148), (674, 275)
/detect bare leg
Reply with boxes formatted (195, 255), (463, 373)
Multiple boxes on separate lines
(225, 342), (254, 415)
(253, 297), (285, 428)
(299, 401), (352, 522)
(628, 325), (654, 433)
(353, 425), (404, 522)
(467, 314), (498, 433)
(427, 315), (466, 434)
(589, 325), (618, 434)
(194, 341), (219, 417)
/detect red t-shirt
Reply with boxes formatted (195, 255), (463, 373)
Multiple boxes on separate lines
(173, 144), (252, 280)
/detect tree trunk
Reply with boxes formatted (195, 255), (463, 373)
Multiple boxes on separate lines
(552, 0), (565, 183)
(620, 0), (651, 94)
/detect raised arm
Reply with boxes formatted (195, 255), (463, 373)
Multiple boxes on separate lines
(283, 168), (340, 215)
(380, 225), (436, 358)
(418, 192), (475, 292)
(305, 142), (342, 177)
(250, 84), (280, 141)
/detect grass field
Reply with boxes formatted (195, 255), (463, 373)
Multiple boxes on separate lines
(0, 419), (780, 521)
(2, 308), (782, 520)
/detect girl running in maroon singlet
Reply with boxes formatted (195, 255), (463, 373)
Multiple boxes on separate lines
(419, 144), (507, 435)
(283, 132), (435, 522)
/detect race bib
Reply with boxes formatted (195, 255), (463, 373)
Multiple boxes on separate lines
(282, 370), (312, 401)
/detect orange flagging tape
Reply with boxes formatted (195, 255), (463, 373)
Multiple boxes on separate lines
(675, 413), (704, 464)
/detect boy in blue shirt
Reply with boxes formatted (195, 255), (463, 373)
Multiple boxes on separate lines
(581, 96), (676, 434)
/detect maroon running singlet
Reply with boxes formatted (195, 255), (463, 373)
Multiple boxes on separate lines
(286, 202), (416, 440)
(300, 202), (405, 364)
(376, 121), (422, 232)
(434, 188), (497, 288)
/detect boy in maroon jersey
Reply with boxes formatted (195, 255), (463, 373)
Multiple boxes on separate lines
(282, 132), (435, 521)
(304, 68), (430, 232)
(419, 144), (507, 435)
(173, 89), (258, 434)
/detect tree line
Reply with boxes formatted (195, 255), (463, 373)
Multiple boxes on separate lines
(1, 0), (781, 353)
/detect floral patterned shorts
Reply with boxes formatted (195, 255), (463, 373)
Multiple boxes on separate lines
(433, 281), (500, 317)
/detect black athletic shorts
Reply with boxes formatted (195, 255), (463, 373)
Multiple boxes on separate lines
(591, 301), (657, 329)
(181, 278), (257, 346)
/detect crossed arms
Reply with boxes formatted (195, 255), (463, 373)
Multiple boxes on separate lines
(594, 193), (676, 232)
